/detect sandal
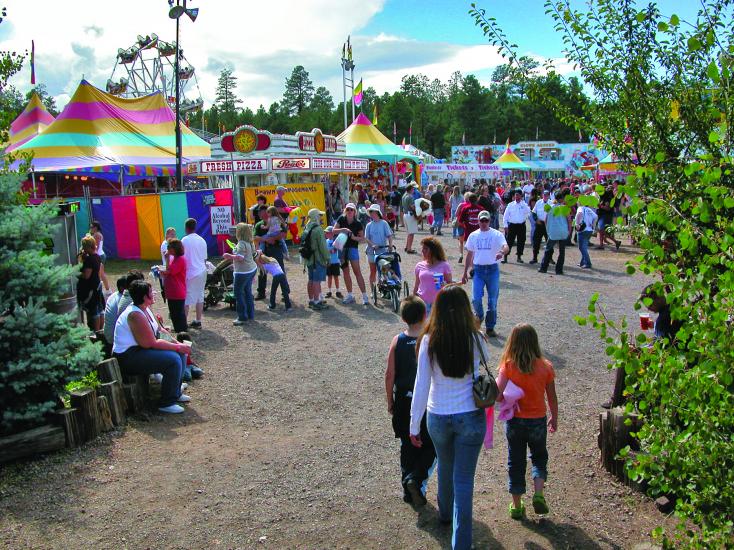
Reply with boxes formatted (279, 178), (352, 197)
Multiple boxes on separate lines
(405, 249), (417, 254)
(532, 493), (549, 515)
(509, 502), (525, 520)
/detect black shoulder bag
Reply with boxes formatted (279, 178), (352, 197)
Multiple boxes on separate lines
(471, 333), (499, 408)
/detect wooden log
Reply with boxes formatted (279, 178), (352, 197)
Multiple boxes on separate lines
(0, 425), (66, 464)
(123, 383), (146, 414)
(97, 358), (122, 384)
(97, 396), (114, 432)
(98, 381), (127, 426)
(70, 388), (101, 443)
(50, 408), (83, 447)
(122, 373), (149, 399)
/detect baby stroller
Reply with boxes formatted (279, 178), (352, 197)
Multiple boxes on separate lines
(204, 257), (235, 310)
(371, 246), (410, 313)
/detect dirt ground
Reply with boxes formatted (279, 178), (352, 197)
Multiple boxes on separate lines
(0, 226), (674, 549)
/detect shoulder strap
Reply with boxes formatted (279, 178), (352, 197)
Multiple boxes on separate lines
(471, 332), (490, 379)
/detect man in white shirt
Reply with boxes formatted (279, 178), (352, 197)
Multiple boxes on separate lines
(502, 189), (531, 263)
(461, 210), (509, 337)
(181, 218), (208, 328)
(521, 181), (534, 203)
(530, 189), (552, 264)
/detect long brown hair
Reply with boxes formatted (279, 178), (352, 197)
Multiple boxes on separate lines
(418, 284), (479, 378)
(499, 323), (543, 374)
(421, 236), (447, 263)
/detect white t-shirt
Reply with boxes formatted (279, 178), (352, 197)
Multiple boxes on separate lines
(160, 240), (169, 266)
(181, 233), (208, 279)
(464, 227), (507, 266)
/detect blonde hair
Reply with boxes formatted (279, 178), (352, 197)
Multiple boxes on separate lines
(256, 252), (278, 265)
(80, 235), (97, 253)
(235, 222), (254, 243)
(499, 323), (543, 374)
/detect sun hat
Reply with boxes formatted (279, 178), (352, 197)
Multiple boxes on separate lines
(478, 210), (491, 220)
(307, 208), (324, 222)
(367, 204), (383, 218)
(276, 185), (286, 192)
(345, 202), (357, 211)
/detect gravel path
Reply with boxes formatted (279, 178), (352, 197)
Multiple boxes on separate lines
(0, 227), (673, 549)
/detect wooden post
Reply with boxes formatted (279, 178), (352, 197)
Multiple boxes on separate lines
(97, 358), (122, 384)
(70, 388), (102, 443)
(98, 381), (127, 426)
(0, 425), (66, 464)
(599, 407), (644, 486)
(122, 375), (149, 414)
(50, 408), (83, 447)
(97, 396), (114, 432)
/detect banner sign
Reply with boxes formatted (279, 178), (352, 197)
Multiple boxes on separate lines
(343, 158), (369, 172)
(312, 157), (342, 170)
(243, 183), (326, 236)
(197, 158), (268, 174)
(210, 205), (234, 235)
(424, 164), (501, 172)
(272, 158), (310, 171)
(297, 128), (337, 153)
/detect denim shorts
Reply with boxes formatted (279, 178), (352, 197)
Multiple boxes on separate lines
(308, 263), (327, 282)
(344, 247), (359, 261)
(453, 226), (464, 239)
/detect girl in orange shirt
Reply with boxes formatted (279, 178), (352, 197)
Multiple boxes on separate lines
(496, 323), (558, 519)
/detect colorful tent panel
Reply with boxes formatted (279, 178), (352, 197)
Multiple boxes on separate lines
(492, 146), (530, 170)
(16, 80), (210, 173)
(90, 189), (233, 260)
(337, 113), (421, 163)
(6, 92), (55, 152)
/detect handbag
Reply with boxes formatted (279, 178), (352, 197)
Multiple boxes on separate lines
(471, 333), (499, 408)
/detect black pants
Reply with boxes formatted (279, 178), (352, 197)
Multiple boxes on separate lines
(270, 274), (291, 308)
(257, 247), (285, 297)
(167, 298), (187, 334)
(506, 222), (526, 258)
(393, 394), (436, 498)
(532, 221), (547, 259)
(540, 239), (566, 273)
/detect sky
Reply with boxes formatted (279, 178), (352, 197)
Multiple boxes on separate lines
(1, 0), (702, 113)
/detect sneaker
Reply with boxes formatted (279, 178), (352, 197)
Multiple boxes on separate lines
(342, 295), (356, 304)
(177, 394), (192, 403)
(268, 304), (277, 311)
(180, 382), (188, 391)
(159, 404), (185, 414)
(189, 320), (202, 329)
(406, 480), (427, 506)
(538, 268), (547, 273)
(233, 319), (245, 326)
(532, 493), (550, 515)
(191, 366), (204, 379)
(335, 291), (344, 299)
(325, 291), (333, 298)
(284, 305), (293, 313)
(255, 294), (266, 301)
(516, 257), (524, 263)
(549, 258), (556, 265)
(313, 302), (329, 311)
(501, 258), (508, 264)
(581, 265), (592, 269)
(615, 240), (622, 251)
(436, 231), (443, 236)
(362, 295), (370, 306)
(430, 226), (435, 235)
(509, 502), (525, 520)
(458, 255), (463, 264)
(308, 302), (315, 309)
(486, 329), (498, 337)
(529, 259), (537, 264)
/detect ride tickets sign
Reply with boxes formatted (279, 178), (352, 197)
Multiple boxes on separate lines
(424, 164), (501, 172)
(343, 158), (369, 172)
(272, 158), (311, 171)
(198, 159), (268, 174)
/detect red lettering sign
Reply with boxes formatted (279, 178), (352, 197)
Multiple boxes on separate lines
(272, 158), (311, 170)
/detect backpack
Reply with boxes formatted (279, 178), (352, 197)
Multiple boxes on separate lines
(299, 226), (316, 260)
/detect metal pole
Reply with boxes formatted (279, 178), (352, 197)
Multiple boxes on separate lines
(350, 67), (355, 122)
(342, 62), (347, 130)
(31, 172), (37, 199)
(175, 1), (182, 191)
(230, 152), (241, 223)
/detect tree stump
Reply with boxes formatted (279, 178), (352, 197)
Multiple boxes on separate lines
(599, 407), (643, 486)
(122, 375), (149, 414)
(50, 408), (83, 447)
(0, 425), (66, 464)
(70, 388), (102, 443)
(97, 396), (114, 432)
(97, 358), (122, 384)
(98, 381), (127, 426)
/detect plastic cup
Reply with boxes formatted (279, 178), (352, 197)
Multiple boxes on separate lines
(639, 312), (652, 330)
(433, 272), (445, 290)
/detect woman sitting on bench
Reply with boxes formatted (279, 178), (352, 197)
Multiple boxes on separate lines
(112, 280), (191, 414)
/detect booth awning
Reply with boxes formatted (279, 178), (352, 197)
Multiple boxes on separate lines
(337, 113), (421, 164)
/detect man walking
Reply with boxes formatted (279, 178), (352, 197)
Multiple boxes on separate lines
(181, 218), (208, 328)
(462, 210), (509, 337)
(429, 184), (446, 236)
(502, 189), (531, 263)
(530, 189), (552, 264)
(303, 208), (330, 310)
(254, 205), (287, 300)
(538, 189), (571, 275)
(401, 183), (419, 253)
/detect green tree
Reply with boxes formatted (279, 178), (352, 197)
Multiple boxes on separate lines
(214, 67), (242, 130)
(26, 84), (58, 116)
(283, 65), (314, 116)
(473, 1), (734, 545)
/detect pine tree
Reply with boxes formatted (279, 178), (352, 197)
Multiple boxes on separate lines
(214, 67), (242, 126)
(283, 65), (314, 116)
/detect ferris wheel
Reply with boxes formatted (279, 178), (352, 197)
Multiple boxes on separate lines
(107, 33), (203, 114)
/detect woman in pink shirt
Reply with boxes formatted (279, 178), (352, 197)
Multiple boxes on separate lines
(160, 239), (188, 333)
(413, 237), (452, 313)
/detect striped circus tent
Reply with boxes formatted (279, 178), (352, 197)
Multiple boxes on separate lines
(337, 113), (421, 164)
(14, 80), (210, 180)
(5, 91), (55, 152)
(492, 140), (530, 170)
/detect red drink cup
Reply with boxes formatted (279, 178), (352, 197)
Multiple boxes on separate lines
(639, 312), (652, 330)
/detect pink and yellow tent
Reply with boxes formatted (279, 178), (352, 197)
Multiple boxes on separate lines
(14, 80), (210, 181)
(5, 91), (55, 152)
(337, 113), (421, 164)
(492, 140), (530, 170)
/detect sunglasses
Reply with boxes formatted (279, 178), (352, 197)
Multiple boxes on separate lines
(479, 219), (490, 223)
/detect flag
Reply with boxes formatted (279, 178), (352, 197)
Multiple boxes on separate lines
(578, 128), (583, 142)
(462, 132), (465, 145)
(373, 103), (378, 126)
(393, 121), (397, 143)
(492, 132), (496, 144)
(342, 42), (345, 60)
(409, 122), (412, 145)
(347, 35), (353, 61)
(401, 137), (406, 147)
(353, 79), (363, 106)
(505, 137), (510, 149)
(536, 126), (539, 140)
(30, 40), (35, 84)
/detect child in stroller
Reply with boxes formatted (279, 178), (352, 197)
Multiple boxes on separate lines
(372, 246), (410, 313)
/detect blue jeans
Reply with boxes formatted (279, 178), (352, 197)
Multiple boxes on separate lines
(578, 230), (593, 267)
(234, 270), (256, 321)
(432, 209), (445, 232)
(428, 409), (486, 550)
(506, 417), (548, 495)
(471, 263), (500, 330)
(115, 347), (185, 407)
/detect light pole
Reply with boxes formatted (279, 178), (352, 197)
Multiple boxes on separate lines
(168, 0), (198, 190)
(340, 37), (355, 130)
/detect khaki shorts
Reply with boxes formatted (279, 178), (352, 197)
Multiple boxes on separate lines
(404, 213), (419, 234)
(185, 272), (207, 306)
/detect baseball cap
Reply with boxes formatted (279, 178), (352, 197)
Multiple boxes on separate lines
(345, 202), (357, 211)
(307, 208), (325, 222)
(478, 210), (491, 220)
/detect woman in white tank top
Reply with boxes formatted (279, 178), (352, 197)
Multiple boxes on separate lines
(112, 280), (191, 414)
